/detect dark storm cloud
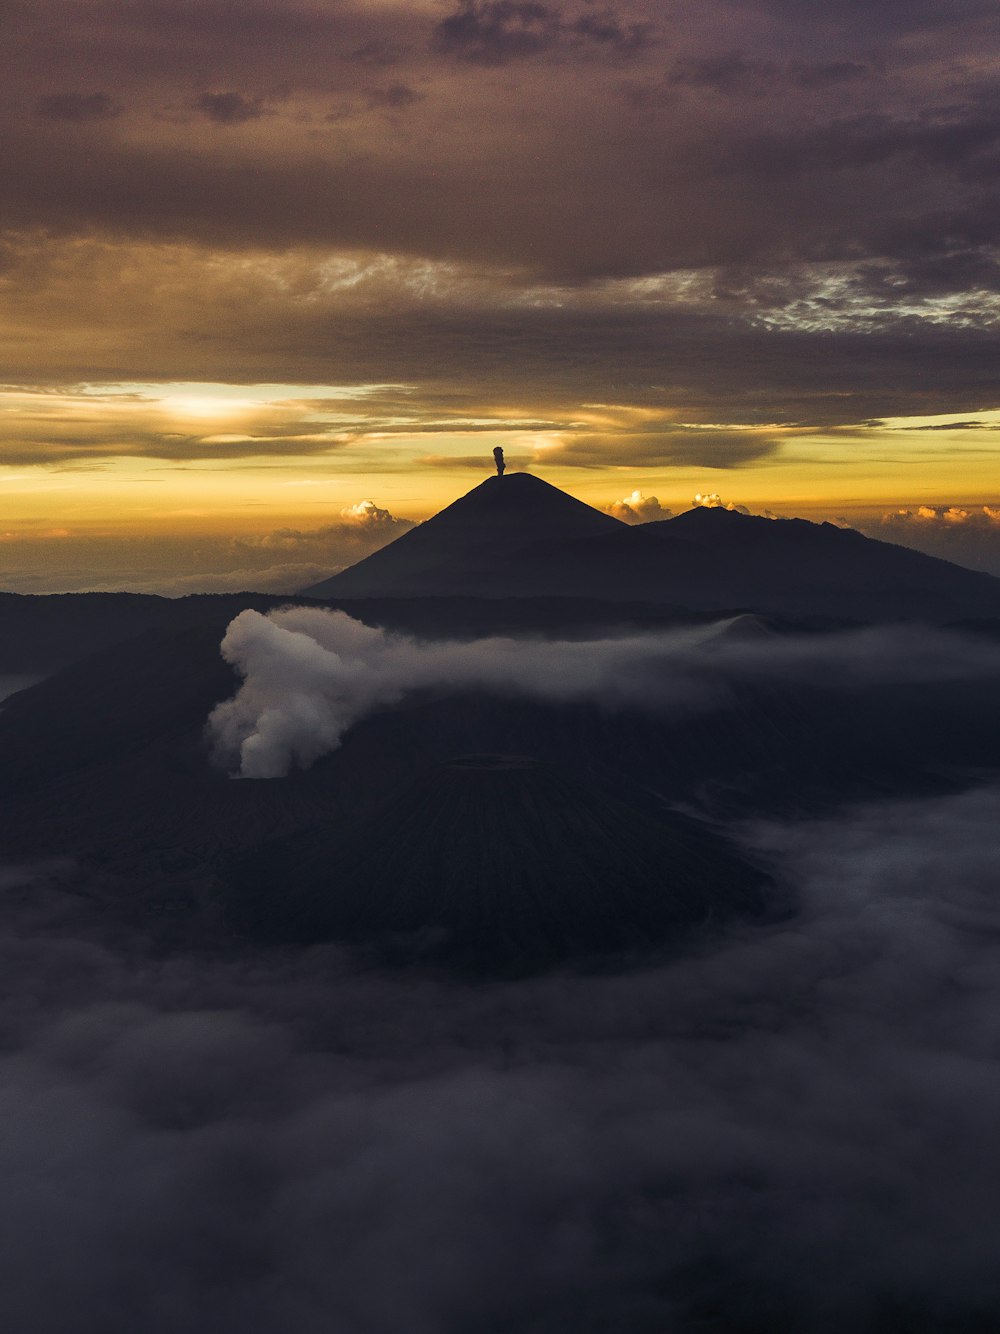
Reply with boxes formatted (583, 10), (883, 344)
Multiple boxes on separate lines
(2, 777), (1000, 1330)
(671, 53), (869, 96)
(1, 0), (997, 282)
(544, 426), (782, 469)
(0, 426), (356, 467)
(854, 249), (1000, 298)
(433, 0), (561, 62)
(735, 0), (998, 36)
(432, 0), (653, 64)
(672, 52), (770, 95)
(1, 0), (999, 448)
(909, 420), (991, 430)
(35, 91), (120, 121)
(297, 305), (1000, 430)
(2, 105), (996, 287)
(723, 105), (1000, 183)
(195, 92), (267, 125)
(364, 82), (421, 109)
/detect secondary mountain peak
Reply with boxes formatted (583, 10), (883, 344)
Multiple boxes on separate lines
(669, 504), (748, 529)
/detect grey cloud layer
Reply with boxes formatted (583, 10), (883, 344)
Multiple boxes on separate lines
(3, 781), (1000, 1330)
(2, 0), (998, 278)
(3, 239), (999, 460)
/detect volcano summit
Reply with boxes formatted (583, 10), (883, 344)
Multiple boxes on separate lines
(302, 472), (623, 600)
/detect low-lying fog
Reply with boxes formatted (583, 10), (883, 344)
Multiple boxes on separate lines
(3, 782), (999, 1333)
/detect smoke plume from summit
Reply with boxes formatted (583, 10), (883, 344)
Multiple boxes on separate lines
(208, 607), (1000, 778)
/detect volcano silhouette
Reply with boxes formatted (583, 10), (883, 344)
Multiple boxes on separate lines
(301, 474), (1000, 620)
(227, 755), (775, 974)
(301, 472), (624, 599)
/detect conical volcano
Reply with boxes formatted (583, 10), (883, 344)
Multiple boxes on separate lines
(300, 472), (624, 598)
(227, 756), (775, 974)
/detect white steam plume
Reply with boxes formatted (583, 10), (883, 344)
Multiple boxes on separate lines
(207, 608), (1000, 779)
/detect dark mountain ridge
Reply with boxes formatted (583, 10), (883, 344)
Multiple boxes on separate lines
(303, 475), (1000, 621)
(0, 590), (322, 675)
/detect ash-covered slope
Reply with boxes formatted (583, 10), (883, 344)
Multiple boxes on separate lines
(228, 755), (775, 973)
(301, 477), (1000, 621)
(301, 472), (624, 599)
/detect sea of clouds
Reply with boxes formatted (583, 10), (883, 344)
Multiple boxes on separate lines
(2, 783), (1000, 1332)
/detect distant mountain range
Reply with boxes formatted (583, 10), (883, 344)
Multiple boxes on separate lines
(303, 473), (1000, 621)
(4, 475), (1000, 684)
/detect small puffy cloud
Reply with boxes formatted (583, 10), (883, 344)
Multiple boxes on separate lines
(883, 504), (1000, 528)
(236, 501), (414, 556)
(338, 499), (412, 530)
(693, 493), (750, 513)
(866, 504), (1000, 576)
(606, 490), (672, 523)
(36, 92), (120, 121)
(194, 92), (266, 124)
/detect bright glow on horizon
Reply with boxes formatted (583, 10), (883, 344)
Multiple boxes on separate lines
(0, 385), (996, 595)
(159, 395), (259, 419)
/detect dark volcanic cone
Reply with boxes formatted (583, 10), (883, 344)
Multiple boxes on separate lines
(300, 472), (624, 599)
(228, 756), (776, 974)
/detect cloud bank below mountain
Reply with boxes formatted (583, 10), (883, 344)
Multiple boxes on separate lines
(2, 781), (1000, 1331)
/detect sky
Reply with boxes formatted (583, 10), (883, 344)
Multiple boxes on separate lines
(2, 0), (1000, 591)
